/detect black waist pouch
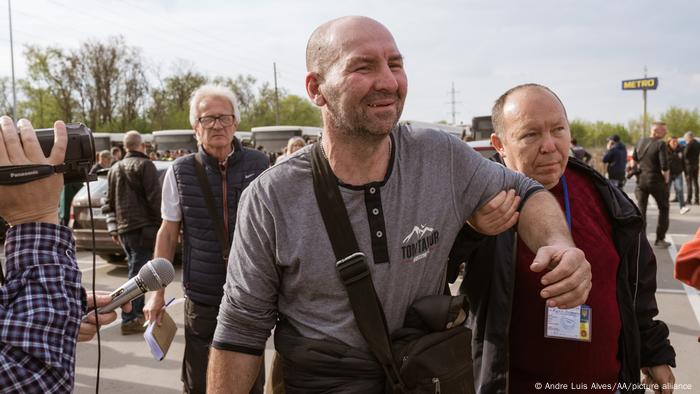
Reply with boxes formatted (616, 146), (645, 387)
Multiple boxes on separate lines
(389, 295), (474, 394)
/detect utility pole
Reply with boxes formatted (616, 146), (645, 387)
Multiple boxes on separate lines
(642, 65), (648, 139)
(449, 82), (459, 125)
(8, 0), (17, 120)
(273, 62), (280, 125)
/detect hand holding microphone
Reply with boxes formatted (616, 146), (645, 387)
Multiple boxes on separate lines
(79, 292), (132, 342)
(80, 257), (175, 340)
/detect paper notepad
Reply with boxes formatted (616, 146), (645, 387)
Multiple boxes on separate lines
(144, 310), (177, 361)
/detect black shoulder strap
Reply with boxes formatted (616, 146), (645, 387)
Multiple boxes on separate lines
(193, 154), (230, 262)
(310, 143), (405, 391)
(636, 138), (653, 162)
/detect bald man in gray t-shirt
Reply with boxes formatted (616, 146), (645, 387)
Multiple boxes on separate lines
(208, 16), (592, 393)
(213, 125), (542, 352)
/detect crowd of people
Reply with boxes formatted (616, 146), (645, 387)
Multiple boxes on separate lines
(1, 14), (699, 394)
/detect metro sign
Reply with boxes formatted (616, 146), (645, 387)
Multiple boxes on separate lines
(622, 77), (658, 90)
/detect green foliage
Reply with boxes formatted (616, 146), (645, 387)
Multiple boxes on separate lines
(569, 119), (630, 148)
(6, 36), (321, 135)
(660, 107), (700, 137)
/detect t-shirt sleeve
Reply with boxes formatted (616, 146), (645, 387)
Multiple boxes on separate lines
(448, 135), (544, 221)
(161, 166), (182, 222)
(213, 181), (279, 355)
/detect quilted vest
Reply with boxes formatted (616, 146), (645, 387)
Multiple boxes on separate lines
(172, 138), (269, 305)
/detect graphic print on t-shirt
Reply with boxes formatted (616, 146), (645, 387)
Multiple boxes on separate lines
(400, 224), (440, 263)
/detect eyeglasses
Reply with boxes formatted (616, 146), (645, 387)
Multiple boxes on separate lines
(197, 114), (235, 128)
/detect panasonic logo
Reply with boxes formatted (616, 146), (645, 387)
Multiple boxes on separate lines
(10, 170), (39, 178)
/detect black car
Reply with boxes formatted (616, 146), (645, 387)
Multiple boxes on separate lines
(70, 161), (174, 263)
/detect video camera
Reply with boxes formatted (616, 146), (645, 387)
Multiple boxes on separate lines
(0, 123), (96, 185)
(626, 165), (641, 179)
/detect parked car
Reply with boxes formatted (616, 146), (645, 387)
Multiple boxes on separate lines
(70, 160), (175, 263)
(467, 139), (497, 158)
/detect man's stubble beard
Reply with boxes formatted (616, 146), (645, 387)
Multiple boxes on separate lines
(323, 93), (404, 144)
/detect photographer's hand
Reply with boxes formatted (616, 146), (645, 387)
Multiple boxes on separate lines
(0, 117), (67, 225)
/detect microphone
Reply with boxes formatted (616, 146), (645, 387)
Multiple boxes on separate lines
(85, 257), (175, 319)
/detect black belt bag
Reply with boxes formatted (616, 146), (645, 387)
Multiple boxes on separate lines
(311, 143), (474, 394)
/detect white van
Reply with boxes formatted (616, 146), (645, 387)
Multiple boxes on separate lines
(251, 125), (322, 153)
(152, 129), (198, 152)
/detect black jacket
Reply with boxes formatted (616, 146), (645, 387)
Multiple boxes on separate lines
(668, 145), (685, 178)
(685, 138), (700, 170)
(633, 137), (668, 186)
(102, 151), (162, 235)
(448, 157), (675, 394)
(602, 142), (627, 180)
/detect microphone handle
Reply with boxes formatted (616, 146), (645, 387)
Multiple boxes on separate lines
(83, 276), (148, 321)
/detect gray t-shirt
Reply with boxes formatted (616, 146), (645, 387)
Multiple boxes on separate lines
(213, 125), (542, 352)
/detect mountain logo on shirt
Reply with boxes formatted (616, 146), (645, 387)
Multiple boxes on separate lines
(401, 225), (440, 263)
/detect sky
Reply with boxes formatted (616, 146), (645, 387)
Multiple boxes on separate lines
(0, 0), (698, 128)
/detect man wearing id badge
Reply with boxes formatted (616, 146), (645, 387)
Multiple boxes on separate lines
(451, 84), (676, 393)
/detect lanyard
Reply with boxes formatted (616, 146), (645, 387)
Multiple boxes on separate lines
(560, 175), (572, 231)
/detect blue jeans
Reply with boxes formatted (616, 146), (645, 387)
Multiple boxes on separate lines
(118, 226), (157, 323)
(669, 175), (685, 209)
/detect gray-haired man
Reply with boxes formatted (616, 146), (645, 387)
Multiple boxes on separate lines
(144, 85), (268, 393)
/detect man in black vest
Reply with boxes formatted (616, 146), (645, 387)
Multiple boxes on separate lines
(143, 85), (268, 394)
(103, 130), (162, 335)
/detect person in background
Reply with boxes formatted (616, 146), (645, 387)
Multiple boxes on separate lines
(667, 136), (690, 215)
(633, 122), (671, 248)
(274, 136), (306, 164)
(602, 134), (627, 188)
(89, 150), (113, 175)
(102, 131), (162, 335)
(161, 150), (174, 161)
(58, 181), (82, 226)
(569, 137), (591, 164)
(684, 131), (700, 205)
(110, 146), (123, 164)
(144, 85), (268, 394)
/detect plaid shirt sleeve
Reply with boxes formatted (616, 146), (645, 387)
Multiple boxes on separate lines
(0, 223), (86, 394)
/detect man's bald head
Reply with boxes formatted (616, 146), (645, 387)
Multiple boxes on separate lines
(306, 16), (394, 78)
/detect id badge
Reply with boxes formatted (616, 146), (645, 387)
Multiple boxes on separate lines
(544, 304), (591, 342)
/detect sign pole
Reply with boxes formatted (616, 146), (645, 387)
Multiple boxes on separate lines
(642, 66), (648, 139)
(643, 88), (647, 140)
(621, 72), (657, 140)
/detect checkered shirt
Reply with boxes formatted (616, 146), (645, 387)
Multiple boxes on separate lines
(0, 223), (86, 393)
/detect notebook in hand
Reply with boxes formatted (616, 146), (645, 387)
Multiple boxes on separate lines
(144, 310), (177, 361)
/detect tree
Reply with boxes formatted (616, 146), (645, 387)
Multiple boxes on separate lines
(660, 107), (700, 137)
(24, 38), (149, 131)
(149, 66), (206, 130)
(24, 45), (79, 122)
(570, 119), (630, 147)
(213, 74), (257, 115)
(17, 81), (62, 128)
(0, 77), (14, 116)
(278, 95), (321, 127)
